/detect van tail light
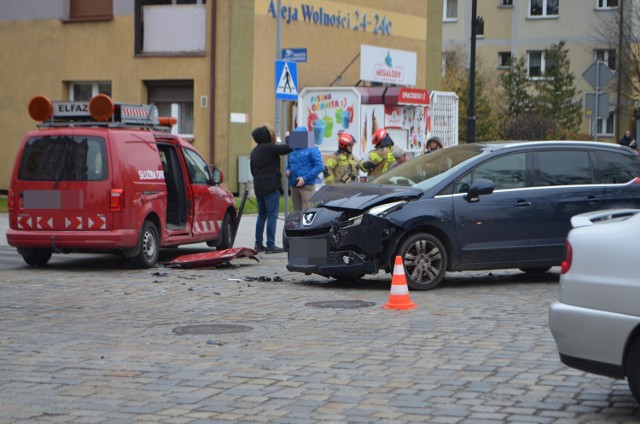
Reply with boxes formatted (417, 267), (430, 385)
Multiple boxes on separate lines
(110, 189), (124, 212)
(8, 188), (15, 212)
(561, 240), (573, 274)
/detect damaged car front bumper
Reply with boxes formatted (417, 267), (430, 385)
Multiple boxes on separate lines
(285, 208), (392, 277)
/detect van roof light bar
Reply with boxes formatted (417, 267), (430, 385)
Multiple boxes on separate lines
(28, 94), (174, 131)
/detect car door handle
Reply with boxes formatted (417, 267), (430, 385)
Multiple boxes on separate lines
(514, 200), (532, 207)
(586, 195), (601, 204)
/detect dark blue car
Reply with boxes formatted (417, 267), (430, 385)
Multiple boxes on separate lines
(285, 141), (640, 290)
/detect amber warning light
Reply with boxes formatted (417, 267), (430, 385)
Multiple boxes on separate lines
(28, 96), (54, 122)
(28, 94), (116, 122)
(89, 94), (115, 121)
(158, 117), (177, 127)
(27, 94), (175, 129)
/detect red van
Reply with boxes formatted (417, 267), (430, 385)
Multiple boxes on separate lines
(6, 94), (237, 268)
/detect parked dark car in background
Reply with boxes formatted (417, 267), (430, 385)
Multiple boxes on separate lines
(285, 141), (640, 290)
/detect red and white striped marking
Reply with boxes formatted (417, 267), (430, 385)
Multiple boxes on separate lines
(193, 220), (220, 234)
(122, 107), (147, 118)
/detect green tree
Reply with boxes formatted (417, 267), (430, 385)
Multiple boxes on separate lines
(502, 113), (557, 140)
(594, 6), (640, 103)
(458, 73), (500, 142)
(499, 56), (533, 117)
(534, 41), (582, 135)
(442, 48), (501, 142)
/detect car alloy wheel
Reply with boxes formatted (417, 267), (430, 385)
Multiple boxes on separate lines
(397, 232), (447, 291)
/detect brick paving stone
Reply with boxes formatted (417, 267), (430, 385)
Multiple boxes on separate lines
(505, 414), (554, 423)
(1, 215), (639, 423)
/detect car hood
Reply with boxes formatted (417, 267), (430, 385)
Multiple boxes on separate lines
(310, 183), (423, 211)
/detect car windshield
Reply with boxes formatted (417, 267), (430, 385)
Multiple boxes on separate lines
(371, 144), (484, 189)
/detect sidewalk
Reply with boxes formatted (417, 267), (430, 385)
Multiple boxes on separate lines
(0, 213), (281, 250)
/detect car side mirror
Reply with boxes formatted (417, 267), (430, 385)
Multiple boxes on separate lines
(465, 178), (494, 203)
(210, 166), (223, 185)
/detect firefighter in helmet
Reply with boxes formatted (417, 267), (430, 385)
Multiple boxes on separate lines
(360, 128), (396, 179)
(323, 132), (361, 185)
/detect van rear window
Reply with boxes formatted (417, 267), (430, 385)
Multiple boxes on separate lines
(19, 136), (107, 181)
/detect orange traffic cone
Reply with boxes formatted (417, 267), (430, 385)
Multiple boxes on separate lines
(383, 256), (417, 310)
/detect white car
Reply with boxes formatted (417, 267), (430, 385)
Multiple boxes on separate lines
(549, 208), (640, 404)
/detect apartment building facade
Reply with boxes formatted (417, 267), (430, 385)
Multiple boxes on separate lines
(0, 0), (442, 193)
(441, 0), (637, 142)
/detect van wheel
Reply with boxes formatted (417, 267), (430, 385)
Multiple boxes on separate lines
(396, 232), (447, 291)
(626, 336), (640, 404)
(217, 213), (233, 249)
(207, 213), (233, 250)
(19, 248), (52, 267)
(207, 213), (233, 249)
(132, 221), (159, 268)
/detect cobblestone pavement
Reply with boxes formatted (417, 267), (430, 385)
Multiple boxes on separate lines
(1, 214), (639, 423)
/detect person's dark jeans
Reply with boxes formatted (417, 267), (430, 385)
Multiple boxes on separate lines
(255, 190), (280, 248)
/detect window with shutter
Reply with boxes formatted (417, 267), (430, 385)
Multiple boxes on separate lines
(69, 0), (113, 21)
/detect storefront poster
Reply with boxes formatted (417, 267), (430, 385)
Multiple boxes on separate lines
(298, 87), (361, 153)
(381, 105), (426, 153)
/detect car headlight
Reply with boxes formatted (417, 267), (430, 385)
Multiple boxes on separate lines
(341, 201), (407, 229)
(343, 214), (364, 228)
(367, 201), (407, 217)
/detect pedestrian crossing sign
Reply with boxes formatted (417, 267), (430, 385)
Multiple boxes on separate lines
(275, 60), (298, 101)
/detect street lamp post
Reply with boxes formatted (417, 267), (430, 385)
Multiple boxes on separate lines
(467, 0), (477, 143)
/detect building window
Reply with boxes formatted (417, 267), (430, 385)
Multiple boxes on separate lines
(527, 50), (556, 79)
(596, 112), (615, 136)
(443, 0), (458, 21)
(135, 0), (207, 55)
(498, 52), (512, 69)
(596, 0), (618, 9)
(500, 0), (513, 6)
(69, 0), (113, 21)
(69, 82), (112, 101)
(594, 49), (616, 70)
(528, 51), (543, 78)
(529, 0), (559, 18)
(475, 16), (484, 37)
(147, 80), (194, 139)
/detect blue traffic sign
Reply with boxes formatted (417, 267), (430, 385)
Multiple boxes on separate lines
(282, 48), (307, 63)
(275, 60), (298, 101)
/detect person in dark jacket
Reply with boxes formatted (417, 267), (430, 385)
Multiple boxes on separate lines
(619, 130), (637, 150)
(250, 124), (292, 253)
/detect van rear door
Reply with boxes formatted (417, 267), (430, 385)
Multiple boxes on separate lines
(14, 132), (112, 232)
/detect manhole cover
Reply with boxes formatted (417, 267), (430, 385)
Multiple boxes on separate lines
(305, 300), (376, 309)
(172, 324), (253, 335)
